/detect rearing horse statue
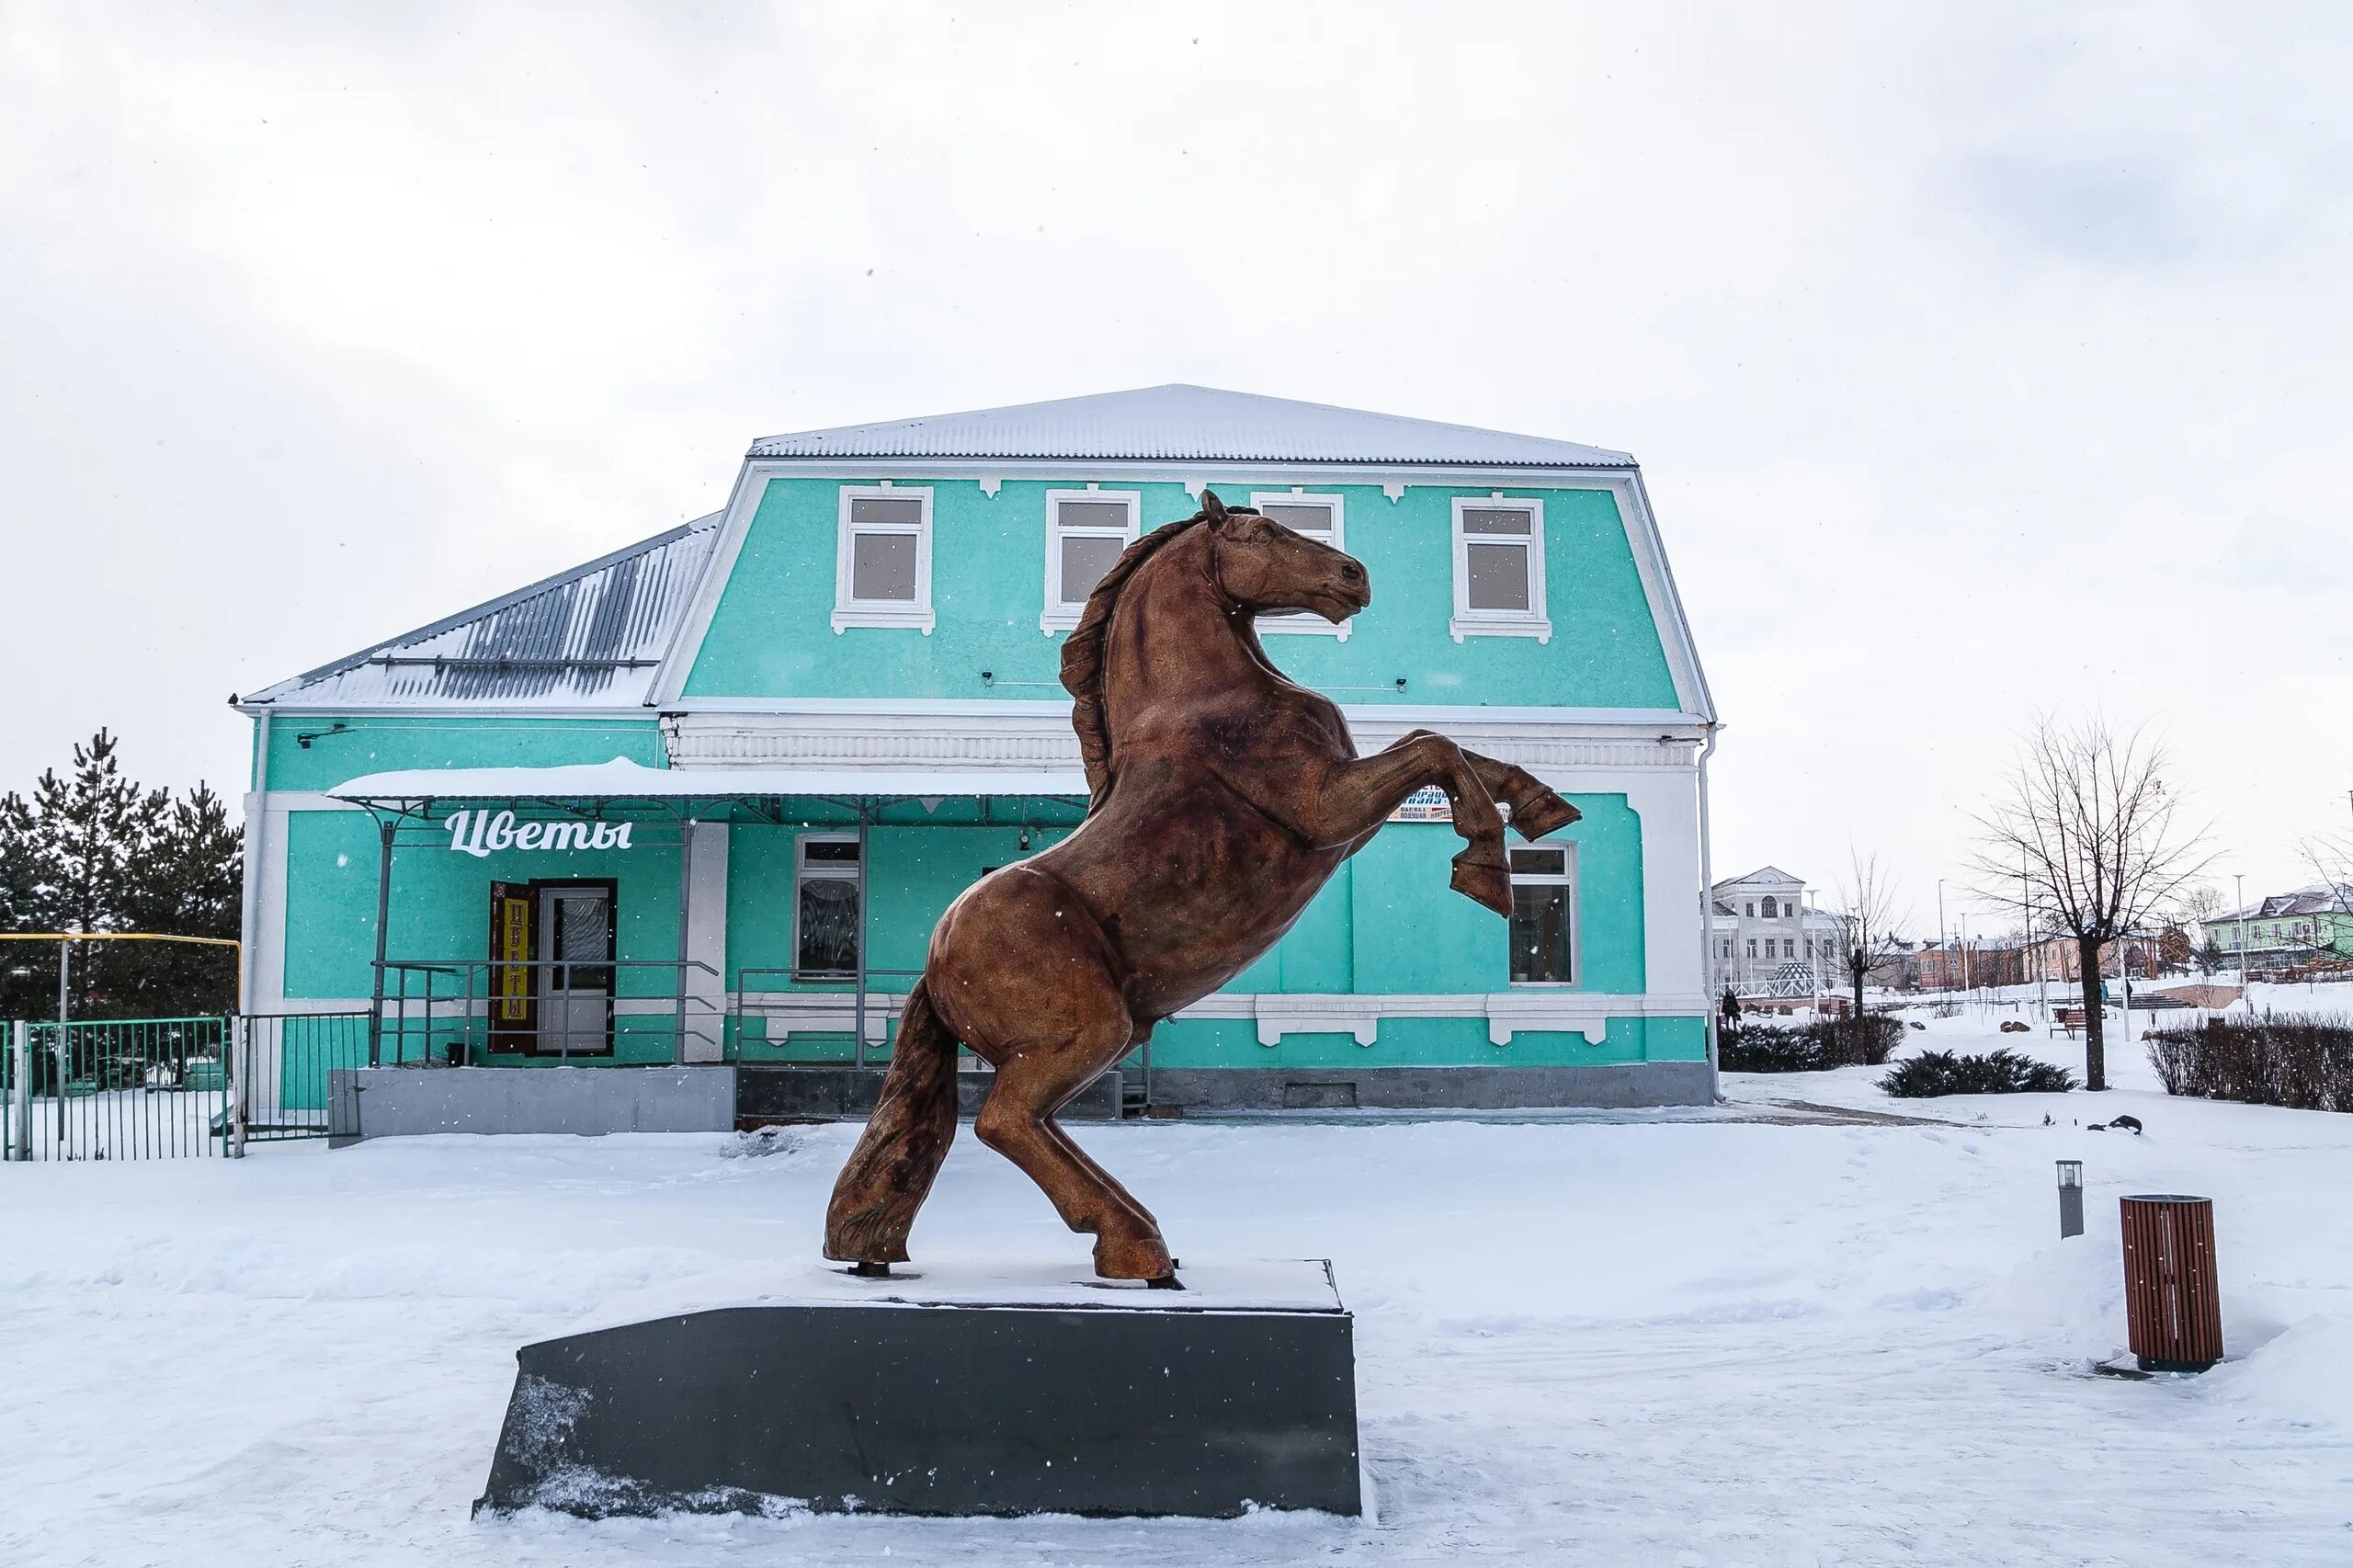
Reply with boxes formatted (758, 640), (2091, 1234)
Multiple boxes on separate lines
(824, 490), (1579, 1284)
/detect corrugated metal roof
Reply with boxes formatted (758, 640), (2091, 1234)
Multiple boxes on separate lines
(244, 516), (722, 709)
(748, 384), (1636, 468)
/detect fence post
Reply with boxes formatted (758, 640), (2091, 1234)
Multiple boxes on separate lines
(231, 1014), (250, 1160)
(8, 1020), (28, 1161)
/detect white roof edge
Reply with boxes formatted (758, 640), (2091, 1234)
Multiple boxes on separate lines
(328, 760), (1091, 802)
(746, 385), (1636, 467)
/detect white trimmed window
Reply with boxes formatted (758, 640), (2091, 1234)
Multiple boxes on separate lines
(833, 487), (934, 634)
(793, 834), (861, 979)
(1249, 490), (1349, 639)
(1507, 846), (1577, 985)
(1040, 487), (1141, 632)
(1450, 494), (1550, 643)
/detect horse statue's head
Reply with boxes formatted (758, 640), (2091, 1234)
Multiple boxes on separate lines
(1199, 489), (1370, 625)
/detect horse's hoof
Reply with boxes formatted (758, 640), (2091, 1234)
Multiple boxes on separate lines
(1095, 1233), (1176, 1281)
(1510, 793), (1581, 841)
(1450, 852), (1515, 916)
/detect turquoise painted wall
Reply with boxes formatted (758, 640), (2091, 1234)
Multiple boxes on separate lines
(1142, 1014), (1705, 1069)
(280, 809), (690, 1065)
(683, 477), (1678, 708)
(258, 717), (665, 792)
(1348, 799), (1643, 993)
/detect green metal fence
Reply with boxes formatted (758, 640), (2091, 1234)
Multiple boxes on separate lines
(0, 1012), (371, 1159)
(244, 1011), (373, 1137)
(5, 1017), (231, 1160)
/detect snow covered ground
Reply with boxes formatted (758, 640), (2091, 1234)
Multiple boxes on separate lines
(5, 1020), (2350, 1566)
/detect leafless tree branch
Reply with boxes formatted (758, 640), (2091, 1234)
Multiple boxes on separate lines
(1966, 712), (2211, 1089)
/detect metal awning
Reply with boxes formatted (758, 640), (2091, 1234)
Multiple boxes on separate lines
(328, 758), (1089, 806)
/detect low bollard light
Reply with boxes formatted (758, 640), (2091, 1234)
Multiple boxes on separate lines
(2056, 1159), (2085, 1239)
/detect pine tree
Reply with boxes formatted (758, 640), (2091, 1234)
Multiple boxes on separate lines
(118, 783), (244, 1016)
(0, 789), (54, 1018)
(0, 731), (244, 1020)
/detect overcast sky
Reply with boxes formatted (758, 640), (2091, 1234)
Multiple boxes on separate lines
(4, 1), (2347, 928)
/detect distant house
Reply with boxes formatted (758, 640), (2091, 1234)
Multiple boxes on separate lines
(1917, 932), (2159, 991)
(2200, 886), (2353, 973)
(1710, 867), (1846, 995)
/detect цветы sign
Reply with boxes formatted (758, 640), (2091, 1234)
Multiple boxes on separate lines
(446, 809), (634, 858)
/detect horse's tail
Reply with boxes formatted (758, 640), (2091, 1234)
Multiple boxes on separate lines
(824, 979), (961, 1266)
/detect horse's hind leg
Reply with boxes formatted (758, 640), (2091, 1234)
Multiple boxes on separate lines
(974, 1001), (1173, 1282)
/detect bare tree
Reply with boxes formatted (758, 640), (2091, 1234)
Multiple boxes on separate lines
(1971, 715), (2211, 1090)
(1831, 849), (1905, 1024)
(2296, 831), (2353, 961)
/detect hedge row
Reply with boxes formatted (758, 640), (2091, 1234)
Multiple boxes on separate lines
(2143, 1015), (2353, 1112)
(1719, 1015), (1904, 1073)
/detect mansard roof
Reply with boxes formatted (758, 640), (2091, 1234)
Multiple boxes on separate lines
(241, 515), (722, 710)
(748, 384), (1636, 469)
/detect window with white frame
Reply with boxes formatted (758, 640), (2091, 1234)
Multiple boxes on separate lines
(1449, 495), (1550, 643)
(1249, 491), (1348, 637)
(832, 487), (934, 633)
(1040, 488), (1140, 631)
(793, 835), (861, 979)
(1506, 846), (1576, 984)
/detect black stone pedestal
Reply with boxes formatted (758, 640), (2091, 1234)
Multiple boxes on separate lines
(475, 1258), (1360, 1519)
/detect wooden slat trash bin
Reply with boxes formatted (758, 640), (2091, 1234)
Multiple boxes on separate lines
(2120, 1195), (2223, 1372)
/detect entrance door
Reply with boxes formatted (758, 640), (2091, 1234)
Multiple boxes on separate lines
(536, 884), (614, 1056)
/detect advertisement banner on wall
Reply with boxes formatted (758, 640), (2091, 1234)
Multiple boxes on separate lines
(1386, 784), (1453, 824)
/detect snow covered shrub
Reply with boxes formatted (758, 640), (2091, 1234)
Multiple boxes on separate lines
(2143, 1016), (2353, 1112)
(1719, 1022), (1824, 1072)
(1879, 1049), (2077, 1097)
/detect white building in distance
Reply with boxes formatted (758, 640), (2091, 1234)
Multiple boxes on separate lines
(1711, 866), (1847, 997)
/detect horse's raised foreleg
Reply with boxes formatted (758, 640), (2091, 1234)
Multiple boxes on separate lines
(1286, 734), (1514, 915)
(1400, 733), (1582, 841)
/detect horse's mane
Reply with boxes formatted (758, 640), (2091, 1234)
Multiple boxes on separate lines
(1058, 513), (1207, 810)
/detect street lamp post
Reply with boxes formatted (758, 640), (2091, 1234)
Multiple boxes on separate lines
(1937, 879), (1948, 998)
(2235, 872), (2246, 985)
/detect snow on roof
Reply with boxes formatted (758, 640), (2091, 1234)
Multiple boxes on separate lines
(747, 384), (1636, 469)
(2211, 884), (2353, 922)
(328, 759), (1090, 803)
(244, 516), (722, 710)
(1715, 867), (1803, 890)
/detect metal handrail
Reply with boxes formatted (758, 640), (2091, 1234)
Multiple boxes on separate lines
(372, 957), (722, 1067)
(731, 967), (924, 1068)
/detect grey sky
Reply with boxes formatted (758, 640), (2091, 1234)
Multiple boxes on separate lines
(4, 1), (2347, 926)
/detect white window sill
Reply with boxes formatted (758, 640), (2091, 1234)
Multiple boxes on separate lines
(1038, 608), (1086, 635)
(833, 606), (935, 635)
(1449, 616), (1552, 644)
(1256, 616), (1352, 641)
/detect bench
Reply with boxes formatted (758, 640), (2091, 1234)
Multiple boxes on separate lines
(2052, 1006), (2090, 1038)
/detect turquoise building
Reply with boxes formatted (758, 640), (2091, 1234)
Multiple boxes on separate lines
(234, 386), (1722, 1124)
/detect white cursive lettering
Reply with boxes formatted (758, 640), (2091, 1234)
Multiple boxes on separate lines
(445, 810), (635, 854)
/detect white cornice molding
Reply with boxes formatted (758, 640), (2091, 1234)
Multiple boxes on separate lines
(664, 710), (1703, 772)
(740, 988), (1707, 1046)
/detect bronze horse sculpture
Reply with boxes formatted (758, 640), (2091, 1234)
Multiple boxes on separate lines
(824, 490), (1579, 1285)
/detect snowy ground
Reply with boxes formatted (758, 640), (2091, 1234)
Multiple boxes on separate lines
(5, 1020), (2351, 1566)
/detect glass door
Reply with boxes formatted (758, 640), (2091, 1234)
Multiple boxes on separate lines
(536, 884), (614, 1056)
